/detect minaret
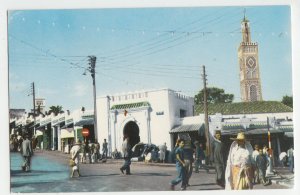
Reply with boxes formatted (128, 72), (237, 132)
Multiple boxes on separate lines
(238, 13), (263, 102)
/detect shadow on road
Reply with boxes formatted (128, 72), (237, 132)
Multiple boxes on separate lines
(132, 173), (171, 176)
(11, 169), (65, 176)
(11, 181), (57, 188)
(189, 183), (216, 186)
(197, 188), (222, 190)
(80, 173), (121, 178)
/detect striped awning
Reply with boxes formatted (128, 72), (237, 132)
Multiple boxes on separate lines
(61, 128), (74, 138)
(170, 124), (204, 134)
(74, 118), (94, 126)
(111, 101), (150, 110)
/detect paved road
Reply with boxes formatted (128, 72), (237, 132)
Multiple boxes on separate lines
(10, 150), (290, 193)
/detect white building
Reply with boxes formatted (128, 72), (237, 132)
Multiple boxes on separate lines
(97, 88), (194, 153)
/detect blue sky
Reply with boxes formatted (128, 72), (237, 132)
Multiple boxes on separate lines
(8, 6), (292, 112)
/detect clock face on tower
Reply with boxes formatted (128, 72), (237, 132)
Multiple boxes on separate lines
(246, 56), (256, 69)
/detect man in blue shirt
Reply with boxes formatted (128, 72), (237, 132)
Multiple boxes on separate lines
(170, 139), (186, 190)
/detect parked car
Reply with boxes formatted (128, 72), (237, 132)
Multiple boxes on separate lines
(131, 142), (159, 161)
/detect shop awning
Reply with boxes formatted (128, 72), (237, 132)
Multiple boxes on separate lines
(36, 121), (51, 130)
(61, 128), (75, 138)
(74, 118), (94, 126)
(245, 129), (283, 135)
(284, 132), (293, 138)
(61, 123), (73, 129)
(170, 124), (205, 135)
(35, 130), (43, 136)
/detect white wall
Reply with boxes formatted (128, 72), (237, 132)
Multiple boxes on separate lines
(97, 88), (195, 151)
(97, 97), (109, 147)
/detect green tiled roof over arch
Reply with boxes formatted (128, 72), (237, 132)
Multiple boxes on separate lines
(110, 101), (151, 110)
(195, 101), (292, 115)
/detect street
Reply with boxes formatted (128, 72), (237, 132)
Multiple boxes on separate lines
(10, 150), (290, 193)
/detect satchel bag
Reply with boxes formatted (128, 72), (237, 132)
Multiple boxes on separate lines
(69, 159), (76, 167)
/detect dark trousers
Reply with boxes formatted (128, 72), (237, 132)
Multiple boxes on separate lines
(22, 156), (31, 171)
(171, 163), (186, 187)
(120, 157), (131, 174)
(215, 163), (225, 185)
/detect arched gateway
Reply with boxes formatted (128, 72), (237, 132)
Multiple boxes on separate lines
(123, 121), (140, 148)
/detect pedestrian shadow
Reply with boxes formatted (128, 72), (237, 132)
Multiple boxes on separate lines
(197, 187), (222, 190)
(189, 183), (217, 186)
(79, 173), (121, 178)
(11, 169), (67, 177)
(11, 181), (56, 188)
(132, 173), (171, 176)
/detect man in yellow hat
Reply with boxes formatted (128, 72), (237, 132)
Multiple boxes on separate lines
(225, 132), (255, 190)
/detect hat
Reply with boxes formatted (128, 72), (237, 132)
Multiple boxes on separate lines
(75, 140), (82, 145)
(230, 132), (246, 141)
(215, 130), (221, 135)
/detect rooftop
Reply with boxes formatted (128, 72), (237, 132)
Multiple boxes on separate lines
(195, 101), (292, 115)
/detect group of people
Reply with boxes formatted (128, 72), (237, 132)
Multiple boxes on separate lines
(15, 129), (294, 190)
(80, 139), (108, 164)
(169, 130), (287, 190)
(69, 138), (109, 178)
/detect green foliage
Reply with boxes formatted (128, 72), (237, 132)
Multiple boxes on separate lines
(281, 95), (293, 108)
(48, 105), (63, 116)
(194, 87), (234, 104)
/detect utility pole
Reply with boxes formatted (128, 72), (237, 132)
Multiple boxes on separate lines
(202, 65), (210, 158)
(88, 56), (98, 140)
(30, 82), (36, 135)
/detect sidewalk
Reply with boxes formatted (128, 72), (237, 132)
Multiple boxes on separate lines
(267, 167), (294, 188)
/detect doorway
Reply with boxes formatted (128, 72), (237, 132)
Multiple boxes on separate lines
(123, 121), (140, 147)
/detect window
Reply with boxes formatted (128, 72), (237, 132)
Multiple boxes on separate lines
(249, 85), (257, 101)
(180, 109), (187, 118)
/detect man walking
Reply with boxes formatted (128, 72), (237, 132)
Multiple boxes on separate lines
(159, 142), (167, 163)
(225, 132), (255, 190)
(120, 136), (132, 175)
(21, 134), (33, 172)
(102, 139), (108, 159)
(95, 139), (101, 162)
(252, 144), (260, 184)
(70, 140), (82, 178)
(194, 142), (209, 173)
(287, 146), (294, 173)
(183, 139), (193, 188)
(256, 148), (269, 185)
(170, 139), (186, 191)
(211, 130), (225, 188)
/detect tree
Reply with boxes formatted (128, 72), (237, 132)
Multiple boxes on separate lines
(48, 105), (64, 116)
(194, 87), (234, 104)
(281, 95), (293, 108)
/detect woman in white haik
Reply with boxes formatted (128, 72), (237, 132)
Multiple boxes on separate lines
(70, 140), (82, 178)
(225, 132), (255, 190)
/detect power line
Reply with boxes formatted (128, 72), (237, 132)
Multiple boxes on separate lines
(95, 9), (244, 68)
(9, 35), (88, 70)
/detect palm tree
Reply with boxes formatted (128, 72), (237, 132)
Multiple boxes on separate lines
(48, 105), (63, 116)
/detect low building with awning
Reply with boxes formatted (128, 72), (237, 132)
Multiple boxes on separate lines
(74, 114), (95, 143)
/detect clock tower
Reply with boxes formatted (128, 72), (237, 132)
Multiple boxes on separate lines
(238, 15), (263, 102)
